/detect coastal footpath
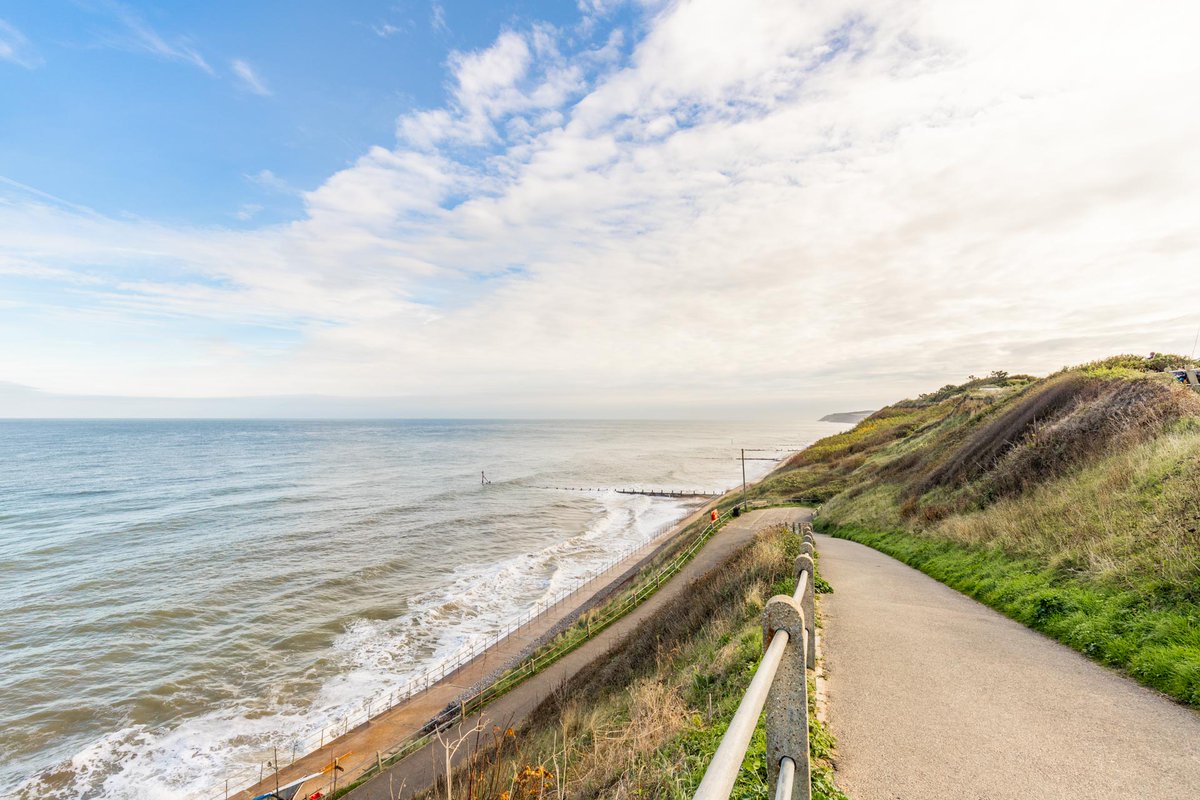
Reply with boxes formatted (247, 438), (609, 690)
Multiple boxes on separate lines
(818, 533), (1200, 798)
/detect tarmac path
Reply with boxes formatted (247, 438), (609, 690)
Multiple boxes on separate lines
(815, 533), (1200, 799)
(348, 507), (810, 799)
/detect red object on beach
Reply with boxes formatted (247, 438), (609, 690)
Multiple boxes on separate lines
(711, 509), (718, 523)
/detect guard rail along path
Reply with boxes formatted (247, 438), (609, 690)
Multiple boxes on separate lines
(694, 521), (817, 800)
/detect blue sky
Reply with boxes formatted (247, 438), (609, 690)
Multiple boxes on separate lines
(2, 0), (1200, 417)
(0, 1), (631, 226)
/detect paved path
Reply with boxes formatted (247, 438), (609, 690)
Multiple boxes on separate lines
(816, 534), (1200, 799)
(349, 507), (810, 799)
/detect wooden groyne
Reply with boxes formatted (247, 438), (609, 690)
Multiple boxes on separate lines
(531, 485), (725, 498)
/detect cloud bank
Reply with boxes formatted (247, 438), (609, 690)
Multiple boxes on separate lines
(2, 0), (1199, 415)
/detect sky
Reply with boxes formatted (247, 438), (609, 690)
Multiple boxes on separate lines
(2, 0), (1199, 418)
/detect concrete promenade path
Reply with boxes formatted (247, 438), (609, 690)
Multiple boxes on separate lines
(349, 507), (810, 799)
(816, 533), (1200, 799)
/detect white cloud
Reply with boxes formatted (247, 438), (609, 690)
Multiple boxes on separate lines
(373, 22), (405, 38)
(231, 58), (270, 96)
(0, 19), (42, 69)
(431, 2), (448, 34)
(244, 169), (295, 194)
(99, 1), (212, 74)
(3, 0), (1200, 412)
(397, 27), (586, 148)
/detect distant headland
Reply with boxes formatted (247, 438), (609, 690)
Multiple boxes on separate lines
(819, 410), (875, 423)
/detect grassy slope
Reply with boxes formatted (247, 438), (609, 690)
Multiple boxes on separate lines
(753, 354), (1200, 705)
(423, 525), (846, 800)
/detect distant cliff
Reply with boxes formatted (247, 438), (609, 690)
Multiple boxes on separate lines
(819, 410), (874, 424)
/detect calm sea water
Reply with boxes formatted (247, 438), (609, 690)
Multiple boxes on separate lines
(0, 419), (837, 799)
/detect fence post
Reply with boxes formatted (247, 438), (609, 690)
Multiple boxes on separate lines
(763, 595), (810, 800)
(794, 553), (816, 669)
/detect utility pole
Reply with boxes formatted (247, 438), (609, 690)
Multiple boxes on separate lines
(741, 448), (748, 511)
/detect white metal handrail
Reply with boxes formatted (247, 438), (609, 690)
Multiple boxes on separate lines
(694, 628), (790, 798)
(694, 522), (816, 800)
(776, 756), (796, 800)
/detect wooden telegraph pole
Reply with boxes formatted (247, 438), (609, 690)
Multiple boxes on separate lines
(741, 448), (748, 511)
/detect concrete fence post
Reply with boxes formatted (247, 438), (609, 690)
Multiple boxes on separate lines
(794, 554), (816, 669)
(762, 595), (811, 800)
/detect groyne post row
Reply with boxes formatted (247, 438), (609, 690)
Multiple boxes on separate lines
(531, 485), (726, 498)
(694, 522), (817, 800)
(220, 507), (734, 799)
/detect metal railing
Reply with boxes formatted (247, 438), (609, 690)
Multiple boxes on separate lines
(694, 521), (817, 800)
(218, 505), (736, 798)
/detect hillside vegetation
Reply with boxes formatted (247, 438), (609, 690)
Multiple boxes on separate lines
(754, 354), (1200, 705)
(419, 525), (846, 800)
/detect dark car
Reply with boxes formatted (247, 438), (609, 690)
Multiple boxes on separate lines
(1169, 369), (1200, 386)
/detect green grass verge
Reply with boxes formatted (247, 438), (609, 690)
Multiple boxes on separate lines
(818, 521), (1200, 706)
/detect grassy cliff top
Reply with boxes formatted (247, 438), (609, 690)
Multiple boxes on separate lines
(756, 352), (1200, 705)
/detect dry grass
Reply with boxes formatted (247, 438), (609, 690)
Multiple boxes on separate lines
(917, 375), (1092, 494)
(811, 367), (1200, 591)
(935, 426), (1200, 590)
(980, 378), (1200, 500)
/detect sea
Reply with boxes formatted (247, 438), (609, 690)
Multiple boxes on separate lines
(0, 418), (841, 799)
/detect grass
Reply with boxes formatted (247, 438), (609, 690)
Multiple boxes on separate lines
(413, 524), (847, 800)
